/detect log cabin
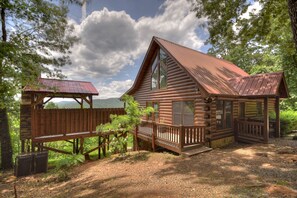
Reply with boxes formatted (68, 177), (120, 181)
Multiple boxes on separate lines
(126, 36), (289, 155)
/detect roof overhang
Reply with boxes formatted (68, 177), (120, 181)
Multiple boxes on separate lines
(23, 78), (99, 98)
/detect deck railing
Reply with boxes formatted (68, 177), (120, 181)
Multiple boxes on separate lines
(31, 108), (125, 139)
(235, 119), (264, 142)
(137, 120), (205, 152)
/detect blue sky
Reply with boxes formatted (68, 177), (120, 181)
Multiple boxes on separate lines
(63, 0), (209, 99)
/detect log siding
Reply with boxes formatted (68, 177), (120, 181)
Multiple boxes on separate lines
(133, 55), (206, 127)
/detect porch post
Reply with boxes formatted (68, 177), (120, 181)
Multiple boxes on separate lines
(263, 97), (269, 143)
(275, 96), (280, 138)
(152, 122), (156, 152)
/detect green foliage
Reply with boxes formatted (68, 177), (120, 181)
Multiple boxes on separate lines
(97, 95), (153, 155)
(271, 110), (297, 136)
(54, 154), (85, 170)
(0, 0), (77, 108)
(45, 101), (59, 109)
(195, 0), (297, 110)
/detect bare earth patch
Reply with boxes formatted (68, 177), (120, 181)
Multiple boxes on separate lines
(1, 139), (297, 198)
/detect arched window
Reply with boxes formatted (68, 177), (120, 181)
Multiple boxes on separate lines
(151, 49), (167, 90)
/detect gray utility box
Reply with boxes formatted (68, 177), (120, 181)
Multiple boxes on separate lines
(14, 151), (48, 177)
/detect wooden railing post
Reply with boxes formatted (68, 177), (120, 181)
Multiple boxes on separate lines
(134, 125), (139, 151)
(179, 125), (185, 151)
(152, 122), (156, 152)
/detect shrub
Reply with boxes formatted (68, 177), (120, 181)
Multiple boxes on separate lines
(272, 110), (297, 136)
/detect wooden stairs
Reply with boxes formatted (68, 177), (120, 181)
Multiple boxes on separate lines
(181, 144), (212, 157)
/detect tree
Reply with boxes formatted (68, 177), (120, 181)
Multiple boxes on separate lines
(194, 0), (297, 109)
(288, 0), (297, 50)
(45, 102), (59, 109)
(97, 95), (153, 156)
(0, 0), (77, 169)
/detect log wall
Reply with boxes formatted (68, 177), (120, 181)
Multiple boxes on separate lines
(133, 55), (206, 126)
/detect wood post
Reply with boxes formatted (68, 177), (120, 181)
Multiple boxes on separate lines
(275, 96), (280, 138)
(80, 138), (84, 154)
(152, 123), (156, 152)
(179, 125), (185, 150)
(263, 97), (269, 143)
(103, 136), (106, 157)
(134, 126), (139, 151)
(98, 136), (101, 159)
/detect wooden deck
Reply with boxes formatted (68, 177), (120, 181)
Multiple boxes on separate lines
(134, 121), (206, 154)
(31, 108), (125, 142)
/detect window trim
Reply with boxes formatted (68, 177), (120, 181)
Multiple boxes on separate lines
(172, 100), (195, 126)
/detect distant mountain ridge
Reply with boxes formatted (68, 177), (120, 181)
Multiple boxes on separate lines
(57, 98), (124, 109)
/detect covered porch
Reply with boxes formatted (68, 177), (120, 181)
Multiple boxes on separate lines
(230, 72), (289, 144)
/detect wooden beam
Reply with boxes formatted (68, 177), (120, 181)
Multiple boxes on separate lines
(43, 97), (53, 106)
(42, 145), (72, 155)
(275, 96), (280, 138)
(32, 94), (47, 107)
(263, 97), (269, 143)
(73, 98), (82, 106)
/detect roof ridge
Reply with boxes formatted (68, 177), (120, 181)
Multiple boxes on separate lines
(153, 36), (236, 66)
(40, 78), (92, 84)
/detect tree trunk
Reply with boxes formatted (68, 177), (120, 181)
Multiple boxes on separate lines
(0, 2), (13, 170)
(288, 0), (297, 50)
(0, 108), (13, 169)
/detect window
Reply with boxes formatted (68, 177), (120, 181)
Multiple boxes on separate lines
(147, 102), (159, 122)
(151, 49), (167, 90)
(256, 102), (262, 116)
(216, 100), (233, 129)
(172, 101), (194, 126)
(239, 102), (245, 118)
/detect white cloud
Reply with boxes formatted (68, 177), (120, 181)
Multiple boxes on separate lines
(97, 80), (134, 99)
(64, 0), (206, 80)
(62, 0), (206, 98)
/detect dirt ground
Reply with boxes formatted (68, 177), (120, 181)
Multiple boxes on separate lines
(1, 139), (297, 198)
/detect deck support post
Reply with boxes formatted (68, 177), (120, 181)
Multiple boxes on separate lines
(98, 136), (101, 159)
(76, 138), (79, 154)
(152, 123), (156, 152)
(103, 136), (106, 157)
(264, 97), (269, 143)
(134, 126), (139, 151)
(80, 138), (84, 154)
(275, 96), (280, 138)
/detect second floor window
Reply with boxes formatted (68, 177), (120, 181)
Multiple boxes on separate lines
(151, 49), (167, 90)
